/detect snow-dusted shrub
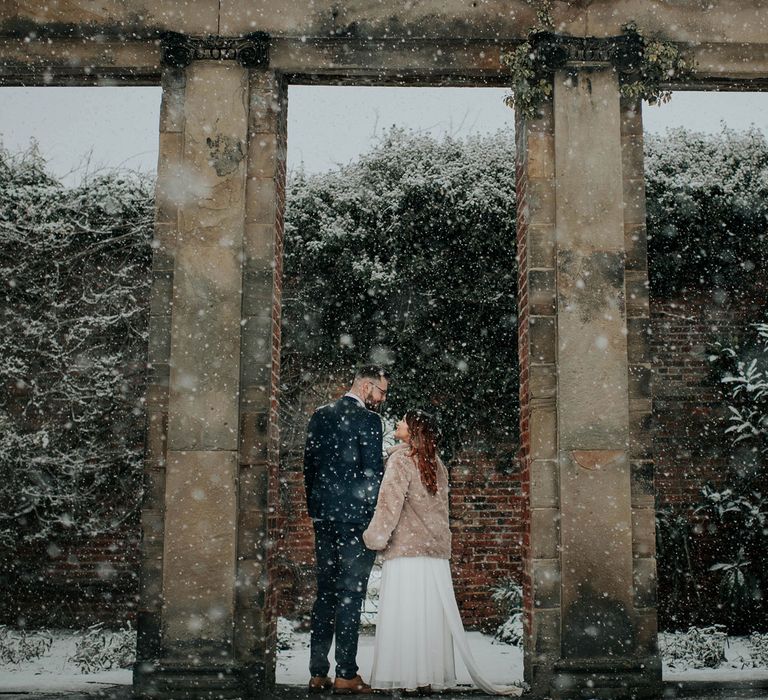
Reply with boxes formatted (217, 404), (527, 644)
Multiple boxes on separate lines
(276, 617), (300, 651)
(0, 144), (153, 549)
(661, 626), (727, 669)
(491, 579), (523, 646)
(718, 322), (768, 467)
(0, 625), (53, 665)
(67, 622), (135, 673)
(646, 127), (768, 300)
(748, 632), (768, 667)
(699, 320), (768, 631)
(282, 128), (519, 454)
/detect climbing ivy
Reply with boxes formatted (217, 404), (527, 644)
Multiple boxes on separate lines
(502, 18), (692, 120)
(619, 22), (692, 106)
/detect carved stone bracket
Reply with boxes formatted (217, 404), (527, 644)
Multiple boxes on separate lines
(529, 30), (644, 77)
(160, 31), (270, 68)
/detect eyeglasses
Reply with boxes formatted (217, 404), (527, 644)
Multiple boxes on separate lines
(370, 381), (388, 398)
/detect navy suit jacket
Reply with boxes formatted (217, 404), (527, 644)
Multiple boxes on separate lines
(303, 396), (385, 524)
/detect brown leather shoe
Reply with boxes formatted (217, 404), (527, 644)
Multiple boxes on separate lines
(308, 676), (333, 694)
(333, 674), (374, 694)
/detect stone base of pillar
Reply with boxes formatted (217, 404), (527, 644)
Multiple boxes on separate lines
(133, 660), (269, 699)
(550, 657), (662, 700)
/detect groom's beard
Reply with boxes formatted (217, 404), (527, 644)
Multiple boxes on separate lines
(365, 400), (381, 413)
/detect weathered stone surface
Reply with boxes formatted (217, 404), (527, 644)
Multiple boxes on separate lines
(554, 68), (624, 253)
(163, 62), (250, 453)
(633, 557), (658, 609)
(628, 364), (652, 400)
(155, 132), (183, 227)
(5, 1), (768, 46)
(629, 410), (653, 460)
(239, 411), (269, 463)
(631, 460), (655, 508)
(529, 364), (556, 399)
(554, 69), (631, 455)
(245, 179), (278, 226)
(141, 510), (165, 550)
(530, 402), (557, 461)
(143, 468), (167, 512)
(627, 317), (651, 364)
(529, 269), (556, 315)
(162, 450), (239, 645)
(559, 449), (634, 651)
(625, 270), (650, 317)
(635, 608), (659, 655)
(528, 224), (556, 269)
(242, 262), (274, 318)
(159, 68), (185, 134)
(632, 507), (656, 558)
(167, 245), (243, 450)
(624, 223), (648, 271)
(145, 410), (168, 466)
(621, 135), (644, 181)
(527, 132), (555, 179)
(623, 172), (648, 226)
(532, 608), (561, 656)
(531, 459), (559, 508)
(531, 508), (560, 559)
(527, 179), (557, 226)
(533, 558), (561, 609)
(138, 553), (164, 610)
(149, 271), (173, 316)
(529, 316), (556, 364)
(245, 222), (277, 263)
(147, 314), (171, 366)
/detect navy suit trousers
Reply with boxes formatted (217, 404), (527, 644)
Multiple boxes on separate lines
(309, 520), (376, 680)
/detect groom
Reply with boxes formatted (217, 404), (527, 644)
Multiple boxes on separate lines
(304, 365), (390, 694)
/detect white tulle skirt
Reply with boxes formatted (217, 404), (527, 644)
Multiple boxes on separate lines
(370, 556), (520, 695)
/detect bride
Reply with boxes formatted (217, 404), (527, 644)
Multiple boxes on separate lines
(362, 410), (520, 696)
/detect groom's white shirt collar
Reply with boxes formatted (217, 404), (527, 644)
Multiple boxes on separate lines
(344, 391), (365, 408)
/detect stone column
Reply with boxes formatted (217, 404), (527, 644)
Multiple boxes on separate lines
(516, 36), (660, 700)
(134, 34), (285, 698)
(234, 68), (288, 694)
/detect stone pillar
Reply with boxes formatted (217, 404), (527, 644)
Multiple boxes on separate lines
(234, 68), (288, 694)
(134, 34), (285, 698)
(516, 37), (660, 700)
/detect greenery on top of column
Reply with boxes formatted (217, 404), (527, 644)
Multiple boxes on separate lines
(501, 13), (692, 120)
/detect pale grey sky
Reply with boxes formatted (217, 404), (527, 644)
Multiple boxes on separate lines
(1, 85), (766, 184)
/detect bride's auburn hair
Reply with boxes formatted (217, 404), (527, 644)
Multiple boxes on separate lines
(405, 409), (441, 495)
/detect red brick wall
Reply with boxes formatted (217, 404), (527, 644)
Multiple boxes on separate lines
(1, 528), (140, 627)
(513, 106), (534, 647)
(651, 295), (751, 506)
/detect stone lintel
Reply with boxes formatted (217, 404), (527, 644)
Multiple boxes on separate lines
(1, 35), (768, 87)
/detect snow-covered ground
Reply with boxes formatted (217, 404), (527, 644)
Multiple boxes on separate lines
(662, 635), (768, 683)
(2, 626), (768, 695)
(276, 627), (522, 687)
(0, 631), (131, 693)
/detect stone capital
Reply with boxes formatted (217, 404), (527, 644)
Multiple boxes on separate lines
(529, 30), (644, 75)
(160, 31), (270, 69)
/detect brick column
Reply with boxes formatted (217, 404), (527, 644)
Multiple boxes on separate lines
(516, 39), (661, 700)
(134, 35), (285, 698)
